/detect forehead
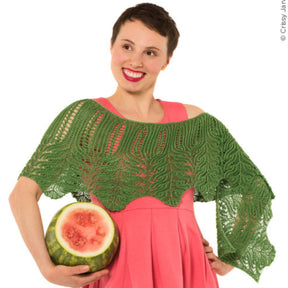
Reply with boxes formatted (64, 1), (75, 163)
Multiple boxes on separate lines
(117, 20), (168, 49)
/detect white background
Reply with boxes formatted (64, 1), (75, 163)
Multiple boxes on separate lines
(1, 0), (287, 287)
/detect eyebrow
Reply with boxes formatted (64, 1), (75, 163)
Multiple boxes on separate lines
(121, 39), (161, 51)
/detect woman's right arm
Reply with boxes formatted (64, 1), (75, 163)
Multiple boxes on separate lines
(9, 176), (109, 287)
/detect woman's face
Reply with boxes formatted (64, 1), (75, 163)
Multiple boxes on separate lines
(110, 20), (171, 96)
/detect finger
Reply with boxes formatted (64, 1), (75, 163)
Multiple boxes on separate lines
(77, 269), (110, 286)
(204, 245), (213, 253)
(210, 260), (220, 270)
(202, 238), (209, 246)
(79, 269), (109, 279)
(206, 252), (217, 261)
(64, 265), (90, 275)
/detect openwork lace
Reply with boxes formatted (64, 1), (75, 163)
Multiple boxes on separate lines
(19, 99), (275, 281)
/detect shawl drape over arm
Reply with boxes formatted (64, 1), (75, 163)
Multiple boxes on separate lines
(205, 116), (275, 281)
(19, 99), (275, 281)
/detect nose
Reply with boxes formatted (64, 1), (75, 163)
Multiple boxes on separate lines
(130, 52), (143, 69)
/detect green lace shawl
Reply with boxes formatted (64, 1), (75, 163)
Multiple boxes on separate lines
(19, 99), (275, 281)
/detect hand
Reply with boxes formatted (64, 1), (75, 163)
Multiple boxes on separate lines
(43, 264), (109, 287)
(202, 238), (234, 276)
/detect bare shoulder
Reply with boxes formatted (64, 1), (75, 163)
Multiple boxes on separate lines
(183, 104), (205, 119)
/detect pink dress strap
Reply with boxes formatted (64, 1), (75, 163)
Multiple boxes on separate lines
(157, 99), (188, 122)
(94, 97), (123, 118)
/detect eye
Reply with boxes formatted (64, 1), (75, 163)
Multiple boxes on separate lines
(146, 50), (157, 56)
(122, 44), (132, 51)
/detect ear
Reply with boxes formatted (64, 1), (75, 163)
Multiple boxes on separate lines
(166, 53), (173, 66)
(110, 39), (113, 53)
(162, 54), (173, 70)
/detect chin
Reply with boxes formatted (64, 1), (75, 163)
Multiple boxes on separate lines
(122, 87), (145, 95)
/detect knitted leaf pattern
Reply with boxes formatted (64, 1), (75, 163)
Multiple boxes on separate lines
(19, 99), (275, 281)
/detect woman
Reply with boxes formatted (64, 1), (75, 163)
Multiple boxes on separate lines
(9, 3), (275, 288)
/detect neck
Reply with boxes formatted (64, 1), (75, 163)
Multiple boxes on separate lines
(108, 87), (163, 122)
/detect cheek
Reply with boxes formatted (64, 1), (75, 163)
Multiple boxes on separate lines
(146, 60), (164, 75)
(111, 50), (128, 67)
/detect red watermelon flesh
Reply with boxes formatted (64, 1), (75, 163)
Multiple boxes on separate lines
(45, 203), (119, 272)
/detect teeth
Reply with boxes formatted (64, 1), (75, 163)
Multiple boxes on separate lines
(123, 69), (144, 79)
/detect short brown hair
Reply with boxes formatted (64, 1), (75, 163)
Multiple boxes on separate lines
(111, 3), (180, 58)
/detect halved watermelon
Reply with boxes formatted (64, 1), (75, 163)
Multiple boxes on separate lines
(45, 202), (119, 272)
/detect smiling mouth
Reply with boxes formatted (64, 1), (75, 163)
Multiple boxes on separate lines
(122, 68), (146, 82)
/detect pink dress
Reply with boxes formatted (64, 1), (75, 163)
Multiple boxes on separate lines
(83, 97), (219, 288)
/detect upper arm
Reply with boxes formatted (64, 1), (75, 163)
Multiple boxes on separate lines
(10, 176), (43, 202)
(184, 104), (204, 119)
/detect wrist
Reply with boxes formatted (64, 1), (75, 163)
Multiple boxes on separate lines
(38, 258), (55, 281)
(226, 263), (234, 272)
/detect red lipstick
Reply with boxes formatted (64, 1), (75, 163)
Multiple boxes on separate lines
(122, 68), (146, 82)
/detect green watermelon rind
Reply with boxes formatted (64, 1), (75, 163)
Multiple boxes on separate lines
(45, 202), (119, 272)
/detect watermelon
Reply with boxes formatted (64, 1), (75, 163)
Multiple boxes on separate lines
(45, 202), (119, 272)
